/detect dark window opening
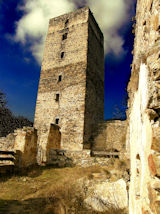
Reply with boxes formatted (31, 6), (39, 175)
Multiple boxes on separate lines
(62, 33), (68, 40)
(136, 154), (140, 160)
(61, 52), (64, 59)
(65, 19), (69, 26)
(55, 93), (59, 101)
(58, 75), (62, 82)
(143, 20), (146, 25)
(55, 118), (59, 124)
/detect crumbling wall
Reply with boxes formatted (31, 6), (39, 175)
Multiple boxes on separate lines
(127, 0), (160, 213)
(14, 127), (38, 168)
(92, 120), (127, 153)
(46, 149), (122, 168)
(0, 133), (15, 151)
(0, 127), (38, 169)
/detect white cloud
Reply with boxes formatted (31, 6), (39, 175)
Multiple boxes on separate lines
(15, 0), (75, 63)
(14, 0), (135, 64)
(87, 0), (130, 55)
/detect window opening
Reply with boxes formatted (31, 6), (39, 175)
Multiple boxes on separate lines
(55, 118), (59, 125)
(62, 33), (68, 40)
(58, 75), (62, 82)
(61, 52), (64, 59)
(143, 20), (146, 25)
(55, 93), (59, 101)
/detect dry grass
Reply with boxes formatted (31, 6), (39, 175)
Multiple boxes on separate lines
(0, 165), (104, 214)
(0, 161), (129, 214)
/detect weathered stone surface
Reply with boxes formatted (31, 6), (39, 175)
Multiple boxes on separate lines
(84, 179), (128, 213)
(0, 133), (16, 150)
(14, 127), (38, 168)
(0, 127), (38, 170)
(47, 149), (112, 167)
(92, 120), (127, 152)
(152, 154), (160, 177)
(127, 0), (160, 213)
(152, 127), (160, 152)
(148, 154), (157, 176)
(34, 7), (104, 163)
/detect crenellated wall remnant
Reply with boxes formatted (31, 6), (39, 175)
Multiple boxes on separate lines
(127, 0), (160, 213)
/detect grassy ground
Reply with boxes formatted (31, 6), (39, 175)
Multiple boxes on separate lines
(0, 160), (129, 214)
(0, 165), (104, 214)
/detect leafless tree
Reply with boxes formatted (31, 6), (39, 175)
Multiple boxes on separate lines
(0, 90), (33, 137)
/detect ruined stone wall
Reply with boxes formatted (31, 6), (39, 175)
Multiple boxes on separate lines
(47, 149), (121, 168)
(0, 127), (38, 169)
(14, 127), (38, 168)
(127, 0), (160, 213)
(91, 120), (127, 153)
(0, 133), (15, 151)
(34, 7), (104, 163)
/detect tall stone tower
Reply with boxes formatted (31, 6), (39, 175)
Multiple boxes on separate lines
(34, 7), (104, 162)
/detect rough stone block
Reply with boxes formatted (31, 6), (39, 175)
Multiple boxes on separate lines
(152, 154), (160, 177)
(148, 154), (157, 176)
(152, 127), (160, 152)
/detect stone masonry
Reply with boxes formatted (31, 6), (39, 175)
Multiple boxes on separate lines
(127, 0), (160, 213)
(1, 3), (160, 212)
(92, 120), (126, 153)
(34, 7), (104, 164)
(0, 7), (126, 173)
(0, 127), (37, 170)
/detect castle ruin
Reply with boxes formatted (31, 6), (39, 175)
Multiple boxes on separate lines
(0, 1), (160, 213)
(0, 6), (126, 169)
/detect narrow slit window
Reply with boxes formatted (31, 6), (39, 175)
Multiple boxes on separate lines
(55, 118), (59, 125)
(62, 33), (67, 40)
(58, 75), (62, 82)
(61, 52), (64, 59)
(55, 93), (59, 101)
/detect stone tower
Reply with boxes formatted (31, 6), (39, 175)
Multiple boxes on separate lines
(34, 7), (104, 162)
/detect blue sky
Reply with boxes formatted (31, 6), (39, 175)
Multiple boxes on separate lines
(0, 0), (136, 121)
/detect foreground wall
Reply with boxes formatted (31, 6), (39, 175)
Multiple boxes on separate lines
(127, 0), (160, 213)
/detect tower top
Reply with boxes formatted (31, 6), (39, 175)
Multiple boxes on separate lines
(48, 6), (103, 40)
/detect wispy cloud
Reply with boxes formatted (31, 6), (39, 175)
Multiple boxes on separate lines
(14, 0), (135, 64)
